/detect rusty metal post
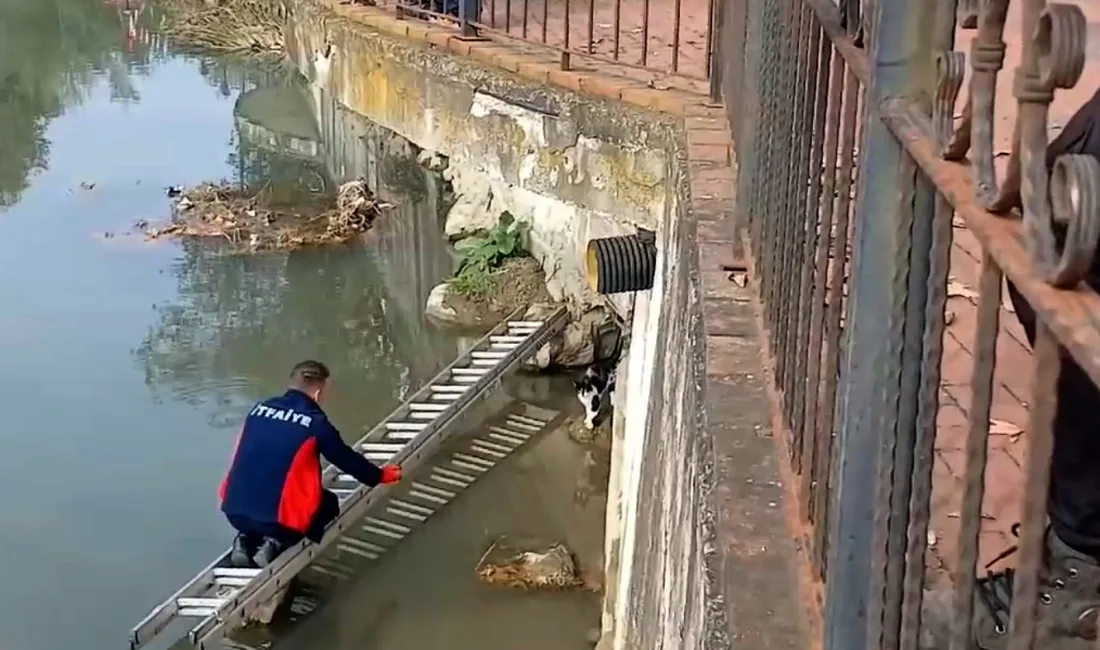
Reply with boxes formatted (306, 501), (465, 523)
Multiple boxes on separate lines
(823, 0), (942, 648)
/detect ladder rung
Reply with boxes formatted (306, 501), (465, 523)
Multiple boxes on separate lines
(430, 385), (468, 392)
(212, 568), (261, 579)
(387, 505), (428, 522)
(431, 393), (461, 401)
(489, 336), (527, 344)
(342, 536), (387, 554)
(452, 375), (482, 384)
(408, 488), (449, 505)
(471, 438), (512, 454)
(178, 597), (225, 610)
(433, 467), (476, 485)
(179, 606), (219, 617)
(390, 499), (435, 516)
(471, 359), (498, 366)
(362, 524), (405, 541)
(386, 422), (427, 431)
(337, 542), (379, 559)
(509, 414), (546, 427)
(411, 481), (457, 499)
(507, 320), (543, 328)
(382, 430), (419, 441)
(365, 517), (412, 534)
(452, 452), (495, 471)
(409, 402), (449, 410)
(365, 453), (391, 463)
(471, 351), (509, 359)
(362, 442), (405, 452)
(488, 427), (528, 445)
(451, 368), (487, 375)
(430, 473), (469, 488)
(470, 443), (508, 459)
(213, 575), (252, 587)
(409, 412), (438, 420)
(505, 418), (542, 432)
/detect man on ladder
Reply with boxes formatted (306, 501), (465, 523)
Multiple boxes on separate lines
(220, 360), (403, 568)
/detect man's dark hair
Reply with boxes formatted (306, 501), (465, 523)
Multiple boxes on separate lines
(290, 360), (330, 390)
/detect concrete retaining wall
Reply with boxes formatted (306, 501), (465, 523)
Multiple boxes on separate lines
(286, 0), (679, 315)
(281, 4), (775, 648)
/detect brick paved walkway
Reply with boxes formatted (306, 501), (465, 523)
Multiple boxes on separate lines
(927, 0), (1100, 584)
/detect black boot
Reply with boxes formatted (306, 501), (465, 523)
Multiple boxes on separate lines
(921, 527), (1100, 649)
(253, 537), (284, 568)
(230, 533), (258, 568)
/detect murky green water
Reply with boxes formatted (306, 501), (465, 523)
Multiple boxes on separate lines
(0, 3), (605, 649)
(0, 3), (456, 649)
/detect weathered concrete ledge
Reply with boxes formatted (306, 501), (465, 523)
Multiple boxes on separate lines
(284, 2), (810, 646)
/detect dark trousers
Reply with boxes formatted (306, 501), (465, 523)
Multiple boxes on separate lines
(1007, 283), (1100, 552)
(227, 489), (341, 547)
(1006, 84), (1100, 554)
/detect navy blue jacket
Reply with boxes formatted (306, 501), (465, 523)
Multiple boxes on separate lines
(220, 389), (382, 533)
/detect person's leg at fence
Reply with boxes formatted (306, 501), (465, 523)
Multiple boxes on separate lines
(920, 86), (1100, 649)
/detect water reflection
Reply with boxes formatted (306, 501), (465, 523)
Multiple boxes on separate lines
(0, 2), (459, 646)
(0, 0), (174, 207)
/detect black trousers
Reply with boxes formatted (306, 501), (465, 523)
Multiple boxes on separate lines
(1005, 84), (1100, 552)
(227, 489), (341, 547)
(1008, 283), (1100, 551)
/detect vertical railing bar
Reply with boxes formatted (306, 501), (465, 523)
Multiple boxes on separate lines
(641, 0), (651, 67)
(776, 0), (811, 429)
(755, 0), (782, 325)
(587, 0), (595, 54)
(946, 257), (1002, 650)
(671, 0), (683, 73)
(541, 0), (547, 42)
(522, 0), (529, 39)
(811, 64), (860, 576)
(787, 9), (825, 476)
(704, 0), (717, 78)
(490, 0), (496, 28)
(737, 0), (766, 251)
(798, 20), (837, 518)
(897, 1), (963, 638)
(564, 0), (571, 62)
(1005, 324), (1059, 650)
(505, 0), (511, 32)
(824, 0), (937, 640)
(612, 0), (621, 59)
(870, 147), (926, 650)
(766, 0), (801, 383)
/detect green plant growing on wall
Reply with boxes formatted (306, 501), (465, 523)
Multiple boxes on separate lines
(450, 211), (530, 299)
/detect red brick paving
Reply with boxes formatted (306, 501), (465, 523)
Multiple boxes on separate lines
(929, 0), (1100, 581)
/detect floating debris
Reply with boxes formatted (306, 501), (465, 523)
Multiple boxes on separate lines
(475, 536), (582, 590)
(144, 179), (392, 253)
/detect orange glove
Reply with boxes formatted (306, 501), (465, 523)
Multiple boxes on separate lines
(380, 464), (403, 484)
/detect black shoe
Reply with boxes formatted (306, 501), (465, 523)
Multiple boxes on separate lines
(253, 537), (284, 568)
(230, 533), (257, 568)
(921, 526), (1100, 649)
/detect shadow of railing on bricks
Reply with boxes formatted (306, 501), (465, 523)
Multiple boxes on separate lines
(713, 0), (1100, 648)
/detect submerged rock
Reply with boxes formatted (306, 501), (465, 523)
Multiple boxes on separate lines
(524, 304), (619, 369)
(475, 536), (582, 590)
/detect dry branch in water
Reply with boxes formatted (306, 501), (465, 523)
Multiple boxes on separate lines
(145, 180), (391, 253)
(160, 0), (286, 54)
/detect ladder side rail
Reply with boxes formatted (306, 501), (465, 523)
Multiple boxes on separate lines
(130, 307), (552, 649)
(188, 306), (568, 646)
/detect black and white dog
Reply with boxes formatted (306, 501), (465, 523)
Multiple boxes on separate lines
(574, 363), (617, 430)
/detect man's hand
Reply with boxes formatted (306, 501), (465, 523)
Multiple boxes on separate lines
(380, 464), (403, 484)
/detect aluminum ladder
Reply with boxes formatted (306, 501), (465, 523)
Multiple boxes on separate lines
(129, 306), (568, 650)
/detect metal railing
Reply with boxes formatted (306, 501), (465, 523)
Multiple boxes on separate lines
(369, 0), (722, 86)
(714, 0), (1100, 648)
